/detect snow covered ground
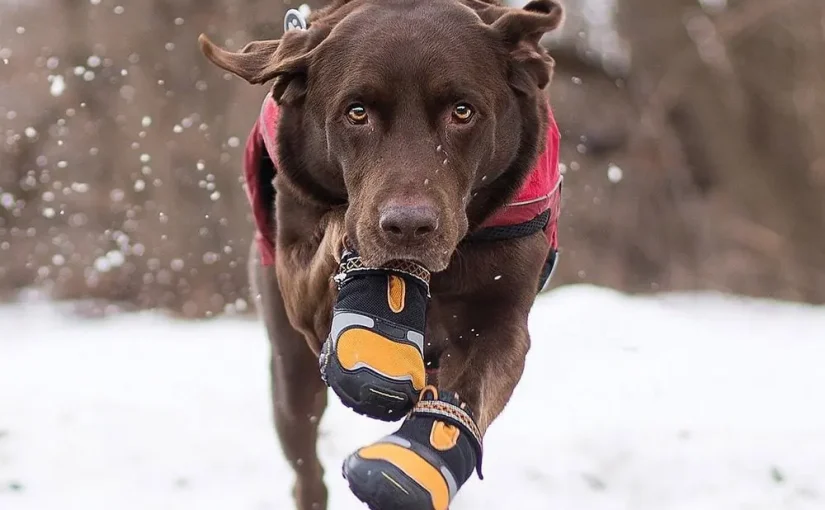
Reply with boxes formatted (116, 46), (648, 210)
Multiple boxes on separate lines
(1, 285), (824, 510)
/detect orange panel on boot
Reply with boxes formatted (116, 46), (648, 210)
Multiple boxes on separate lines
(359, 443), (450, 510)
(337, 329), (426, 390)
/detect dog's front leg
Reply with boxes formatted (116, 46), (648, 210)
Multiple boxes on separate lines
(340, 307), (532, 510)
(437, 311), (531, 435)
(275, 207), (346, 356)
(340, 233), (547, 510)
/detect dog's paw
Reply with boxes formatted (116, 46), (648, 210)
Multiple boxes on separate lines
(321, 328), (421, 421)
(342, 387), (483, 510)
(321, 250), (430, 421)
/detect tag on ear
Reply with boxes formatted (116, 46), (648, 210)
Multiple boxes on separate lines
(284, 8), (309, 32)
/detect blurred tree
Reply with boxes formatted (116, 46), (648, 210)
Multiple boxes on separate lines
(1, 0), (823, 313)
(550, 0), (825, 303)
(0, 1), (321, 314)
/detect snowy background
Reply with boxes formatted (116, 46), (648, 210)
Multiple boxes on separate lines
(3, 285), (824, 509)
(3, 0), (825, 508)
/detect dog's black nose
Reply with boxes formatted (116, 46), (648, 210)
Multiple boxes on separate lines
(379, 204), (439, 244)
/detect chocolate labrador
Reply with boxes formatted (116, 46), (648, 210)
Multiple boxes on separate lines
(199, 0), (563, 508)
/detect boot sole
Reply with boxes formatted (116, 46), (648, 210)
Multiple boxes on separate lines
(343, 453), (436, 510)
(321, 339), (418, 422)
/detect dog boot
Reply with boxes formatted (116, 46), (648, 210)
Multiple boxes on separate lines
(319, 246), (431, 422)
(342, 387), (484, 510)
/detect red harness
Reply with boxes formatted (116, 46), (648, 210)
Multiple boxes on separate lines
(243, 94), (562, 268)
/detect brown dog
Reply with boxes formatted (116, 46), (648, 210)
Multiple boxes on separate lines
(200, 0), (563, 508)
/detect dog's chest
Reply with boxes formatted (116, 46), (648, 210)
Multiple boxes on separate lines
(423, 295), (486, 364)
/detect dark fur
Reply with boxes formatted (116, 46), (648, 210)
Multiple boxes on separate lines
(202, 0), (563, 508)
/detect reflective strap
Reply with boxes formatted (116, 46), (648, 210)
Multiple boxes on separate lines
(334, 253), (431, 293)
(538, 248), (559, 293)
(411, 398), (484, 478)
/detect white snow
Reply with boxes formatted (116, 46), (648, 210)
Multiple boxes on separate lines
(48, 76), (66, 97)
(607, 163), (623, 183)
(1, 285), (824, 509)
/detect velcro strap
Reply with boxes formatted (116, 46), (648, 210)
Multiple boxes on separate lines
(412, 397), (485, 479)
(334, 252), (431, 293)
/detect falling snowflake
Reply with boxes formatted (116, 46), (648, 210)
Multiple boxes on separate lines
(607, 164), (624, 183)
(49, 75), (66, 97)
(1, 193), (15, 209)
(94, 256), (112, 273)
(106, 250), (125, 268)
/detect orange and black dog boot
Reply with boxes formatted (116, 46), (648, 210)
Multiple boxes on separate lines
(342, 387), (484, 510)
(319, 247), (431, 422)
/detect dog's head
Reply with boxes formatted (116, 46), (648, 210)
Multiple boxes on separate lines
(200, 0), (563, 271)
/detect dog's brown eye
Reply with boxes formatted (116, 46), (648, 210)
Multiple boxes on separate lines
(347, 104), (368, 124)
(452, 104), (474, 123)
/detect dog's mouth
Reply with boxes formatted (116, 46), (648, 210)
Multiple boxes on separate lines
(346, 200), (467, 273)
(359, 247), (452, 273)
(348, 236), (454, 274)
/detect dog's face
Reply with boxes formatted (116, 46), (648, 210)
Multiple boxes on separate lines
(200, 0), (563, 271)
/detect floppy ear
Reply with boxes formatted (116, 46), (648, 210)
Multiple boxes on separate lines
(492, 0), (564, 95)
(198, 30), (317, 104)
